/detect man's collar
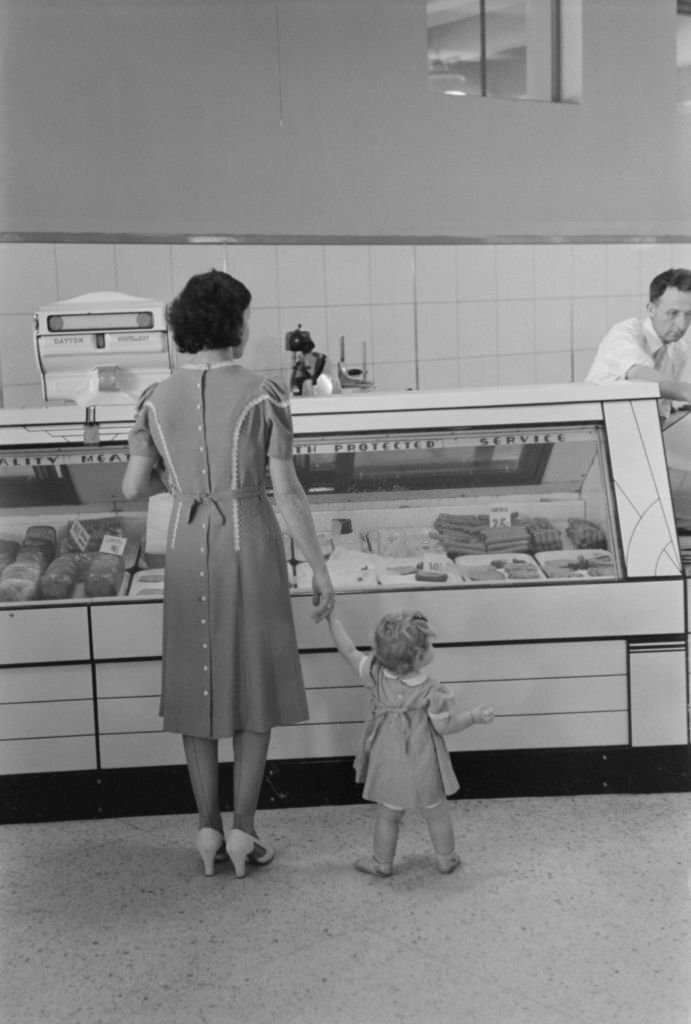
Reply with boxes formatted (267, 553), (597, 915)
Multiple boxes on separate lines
(642, 316), (664, 354)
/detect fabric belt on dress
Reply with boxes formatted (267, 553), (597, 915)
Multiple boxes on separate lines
(175, 486), (265, 525)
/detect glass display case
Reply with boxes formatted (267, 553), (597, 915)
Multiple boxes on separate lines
(0, 418), (623, 598)
(0, 390), (669, 600)
(289, 421), (622, 587)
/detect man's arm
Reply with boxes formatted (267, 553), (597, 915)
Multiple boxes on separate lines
(626, 364), (691, 404)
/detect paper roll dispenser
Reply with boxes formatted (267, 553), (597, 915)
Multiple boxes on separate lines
(34, 291), (174, 405)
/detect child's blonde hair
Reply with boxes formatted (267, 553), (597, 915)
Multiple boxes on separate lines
(372, 610), (435, 675)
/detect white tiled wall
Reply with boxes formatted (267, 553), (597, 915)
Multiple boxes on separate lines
(2, 240), (691, 407)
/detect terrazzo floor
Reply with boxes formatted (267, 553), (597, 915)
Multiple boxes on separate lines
(2, 793), (691, 1024)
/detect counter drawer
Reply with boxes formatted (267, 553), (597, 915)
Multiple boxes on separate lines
(99, 732), (183, 769)
(0, 699), (96, 740)
(0, 736), (97, 774)
(90, 604), (163, 659)
(0, 606), (90, 664)
(0, 664), (93, 702)
(96, 661), (161, 698)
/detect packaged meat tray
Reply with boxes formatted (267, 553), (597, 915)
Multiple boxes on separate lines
(535, 549), (617, 579)
(454, 553), (545, 583)
(376, 555), (462, 588)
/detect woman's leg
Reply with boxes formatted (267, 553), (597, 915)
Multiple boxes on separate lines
(182, 734), (222, 832)
(232, 729), (271, 835)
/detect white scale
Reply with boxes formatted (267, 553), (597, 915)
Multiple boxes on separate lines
(34, 291), (175, 405)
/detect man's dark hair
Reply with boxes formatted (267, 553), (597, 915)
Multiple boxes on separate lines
(649, 268), (691, 304)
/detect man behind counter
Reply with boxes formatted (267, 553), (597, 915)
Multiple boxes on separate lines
(586, 267), (691, 420)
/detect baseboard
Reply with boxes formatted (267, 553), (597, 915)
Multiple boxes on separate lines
(1, 746), (688, 824)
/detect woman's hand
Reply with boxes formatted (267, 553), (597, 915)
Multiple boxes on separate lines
(310, 566), (335, 622)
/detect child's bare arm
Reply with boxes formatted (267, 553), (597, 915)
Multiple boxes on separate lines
(431, 703), (495, 735)
(326, 613), (365, 676)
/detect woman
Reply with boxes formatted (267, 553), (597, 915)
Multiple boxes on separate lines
(122, 269), (334, 877)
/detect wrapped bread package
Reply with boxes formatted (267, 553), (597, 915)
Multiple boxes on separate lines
(84, 552), (125, 597)
(16, 542), (53, 572)
(24, 524), (57, 547)
(41, 554), (81, 600)
(0, 560), (41, 602)
(22, 525), (57, 566)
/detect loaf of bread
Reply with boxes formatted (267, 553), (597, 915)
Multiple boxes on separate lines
(24, 524), (57, 546)
(15, 543), (53, 573)
(84, 552), (125, 596)
(41, 554), (80, 599)
(0, 560), (41, 602)
(23, 525), (57, 565)
(58, 550), (93, 582)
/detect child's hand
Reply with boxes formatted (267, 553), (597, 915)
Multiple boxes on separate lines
(471, 705), (495, 725)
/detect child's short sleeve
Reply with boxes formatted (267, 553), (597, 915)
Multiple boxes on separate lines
(359, 654), (374, 685)
(127, 386), (160, 461)
(427, 683), (456, 722)
(262, 377), (294, 460)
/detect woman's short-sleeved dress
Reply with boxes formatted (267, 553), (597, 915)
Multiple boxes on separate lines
(353, 658), (460, 810)
(128, 364), (308, 738)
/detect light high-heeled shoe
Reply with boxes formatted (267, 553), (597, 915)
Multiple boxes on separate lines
(196, 827), (227, 877)
(226, 828), (274, 878)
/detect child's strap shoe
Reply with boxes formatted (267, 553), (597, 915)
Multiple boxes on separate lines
(435, 851), (461, 874)
(354, 855), (393, 877)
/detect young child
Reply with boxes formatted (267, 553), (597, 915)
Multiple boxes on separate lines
(327, 608), (494, 877)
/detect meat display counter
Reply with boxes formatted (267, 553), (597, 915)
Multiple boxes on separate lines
(0, 381), (688, 821)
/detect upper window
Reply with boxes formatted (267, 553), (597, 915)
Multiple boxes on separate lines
(426, 0), (581, 103)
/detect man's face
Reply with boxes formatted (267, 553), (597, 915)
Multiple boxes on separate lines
(649, 287), (691, 344)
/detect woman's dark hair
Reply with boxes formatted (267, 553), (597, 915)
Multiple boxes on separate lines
(649, 268), (691, 304)
(166, 269), (252, 353)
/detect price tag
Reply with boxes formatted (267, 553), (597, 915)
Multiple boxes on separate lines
(100, 534), (127, 556)
(420, 553), (447, 574)
(68, 519), (91, 552)
(488, 504), (512, 529)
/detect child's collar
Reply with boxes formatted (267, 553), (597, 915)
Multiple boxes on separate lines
(382, 667), (427, 686)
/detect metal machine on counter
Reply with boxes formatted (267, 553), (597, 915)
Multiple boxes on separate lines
(34, 291), (174, 406)
(285, 324), (373, 396)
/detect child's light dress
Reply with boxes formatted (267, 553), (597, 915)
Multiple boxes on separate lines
(354, 656), (460, 809)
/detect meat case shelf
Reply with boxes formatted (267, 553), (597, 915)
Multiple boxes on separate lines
(1, 382), (688, 822)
